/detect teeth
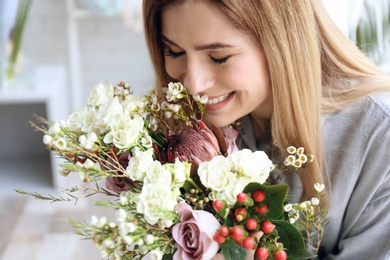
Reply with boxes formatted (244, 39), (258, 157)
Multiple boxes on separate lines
(207, 93), (230, 105)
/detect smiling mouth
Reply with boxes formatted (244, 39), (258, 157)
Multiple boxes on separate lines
(206, 93), (231, 105)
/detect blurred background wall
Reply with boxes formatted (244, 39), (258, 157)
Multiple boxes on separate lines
(0, 0), (156, 192)
(17, 0), (154, 111)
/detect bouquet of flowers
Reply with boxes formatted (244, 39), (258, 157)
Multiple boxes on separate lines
(20, 81), (327, 260)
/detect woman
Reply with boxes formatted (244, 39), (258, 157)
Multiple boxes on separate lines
(142, 0), (390, 259)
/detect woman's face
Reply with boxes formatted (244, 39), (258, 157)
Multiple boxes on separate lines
(161, 0), (272, 127)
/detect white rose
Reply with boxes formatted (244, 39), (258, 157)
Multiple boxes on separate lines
(103, 115), (144, 149)
(86, 82), (114, 107)
(125, 150), (154, 182)
(216, 177), (252, 207)
(94, 97), (125, 135)
(137, 183), (177, 225)
(229, 149), (273, 183)
(67, 106), (96, 134)
(150, 249), (163, 260)
(67, 108), (87, 132)
(79, 107), (97, 133)
(121, 94), (147, 114)
(198, 155), (235, 192)
(144, 161), (172, 185)
(164, 158), (191, 188)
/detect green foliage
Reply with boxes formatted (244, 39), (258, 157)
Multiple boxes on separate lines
(221, 240), (247, 260)
(161, 252), (174, 260)
(354, 0), (390, 67)
(273, 220), (315, 259)
(5, 0), (34, 80)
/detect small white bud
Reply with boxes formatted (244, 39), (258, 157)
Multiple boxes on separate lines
(127, 222), (136, 233)
(311, 197), (320, 206)
(43, 135), (53, 145)
(109, 222), (116, 228)
(90, 215), (99, 225)
(83, 159), (95, 169)
(284, 204), (293, 212)
(314, 183), (325, 192)
(145, 234), (155, 244)
(120, 196), (128, 206)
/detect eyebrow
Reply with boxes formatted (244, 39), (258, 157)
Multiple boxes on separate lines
(160, 35), (235, 51)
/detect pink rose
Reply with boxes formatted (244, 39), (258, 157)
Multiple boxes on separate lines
(172, 203), (220, 260)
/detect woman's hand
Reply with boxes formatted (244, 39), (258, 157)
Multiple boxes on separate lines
(211, 231), (263, 260)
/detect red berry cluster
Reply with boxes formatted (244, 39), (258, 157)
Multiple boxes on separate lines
(255, 247), (287, 260)
(213, 189), (287, 260)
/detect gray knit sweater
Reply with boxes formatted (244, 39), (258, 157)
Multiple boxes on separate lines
(236, 94), (390, 259)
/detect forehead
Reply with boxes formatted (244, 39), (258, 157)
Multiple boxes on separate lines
(160, 1), (242, 45)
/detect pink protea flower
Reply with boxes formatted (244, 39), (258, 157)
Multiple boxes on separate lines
(159, 119), (221, 168)
(158, 119), (239, 177)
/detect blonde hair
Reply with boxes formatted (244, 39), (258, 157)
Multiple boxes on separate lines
(143, 0), (390, 201)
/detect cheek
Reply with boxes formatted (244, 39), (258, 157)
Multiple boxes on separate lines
(231, 57), (270, 90)
(165, 59), (183, 80)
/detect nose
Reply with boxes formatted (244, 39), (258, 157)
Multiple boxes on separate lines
(182, 60), (216, 96)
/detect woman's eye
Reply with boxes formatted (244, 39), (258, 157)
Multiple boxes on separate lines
(165, 49), (185, 58)
(210, 55), (230, 65)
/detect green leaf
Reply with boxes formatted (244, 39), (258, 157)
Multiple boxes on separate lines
(272, 220), (315, 259)
(221, 239), (247, 260)
(242, 183), (289, 220)
(162, 253), (174, 260)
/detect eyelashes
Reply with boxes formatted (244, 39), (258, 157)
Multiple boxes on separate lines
(165, 48), (230, 65)
(210, 56), (229, 65)
(165, 49), (185, 59)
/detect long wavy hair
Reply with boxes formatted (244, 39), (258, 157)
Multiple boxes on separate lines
(142, 0), (390, 201)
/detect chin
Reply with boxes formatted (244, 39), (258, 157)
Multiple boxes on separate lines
(203, 115), (235, 128)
